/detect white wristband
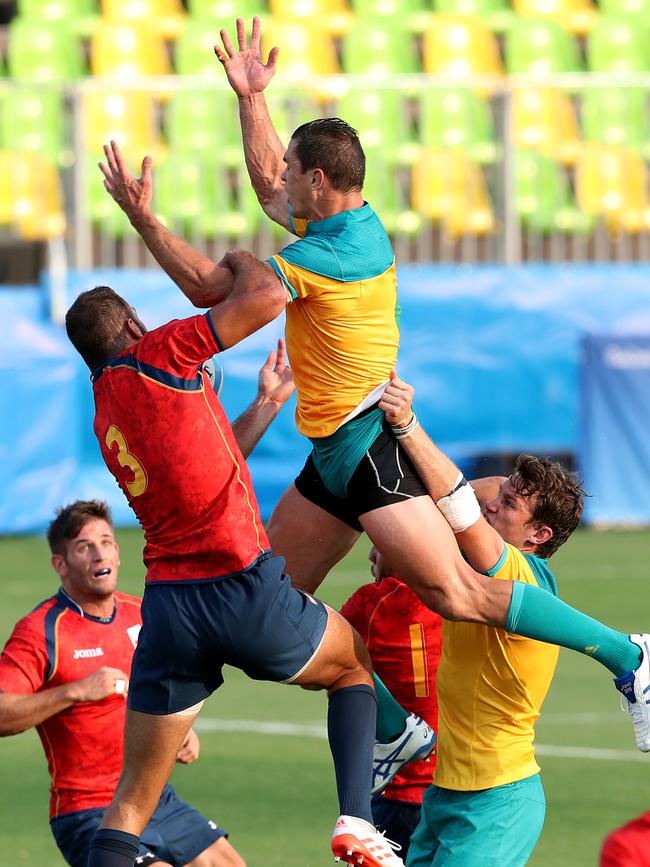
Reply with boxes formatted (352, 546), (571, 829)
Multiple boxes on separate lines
(436, 472), (482, 533)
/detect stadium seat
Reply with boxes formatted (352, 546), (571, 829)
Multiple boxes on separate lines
(90, 20), (172, 77)
(185, 0), (266, 21)
(335, 87), (417, 164)
(363, 147), (421, 234)
(418, 87), (497, 164)
(575, 142), (650, 232)
(505, 17), (582, 74)
(350, 0), (429, 31)
(511, 87), (581, 164)
(81, 90), (162, 158)
(587, 15), (650, 72)
(174, 18), (224, 77)
(265, 87), (320, 144)
(155, 155), (260, 238)
(423, 15), (504, 82)
(412, 146), (495, 236)
(269, 0), (351, 36)
(7, 17), (86, 81)
(260, 19), (340, 99)
(0, 150), (66, 240)
(0, 87), (69, 166)
(433, 0), (513, 34)
(513, 0), (596, 36)
(581, 87), (650, 157)
(341, 18), (421, 74)
(18, 0), (97, 35)
(515, 150), (590, 232)
(599, 0), (650, 16)
(165, 87), (241, 166)
(101, 0), (186, 40)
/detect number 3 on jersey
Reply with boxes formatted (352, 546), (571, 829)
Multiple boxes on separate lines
(106, 425), (148, 497)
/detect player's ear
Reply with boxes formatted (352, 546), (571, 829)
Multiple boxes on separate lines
(311, 168), (325, 191)
(530, 524), (553, 548)
(51, 553), (67, 579)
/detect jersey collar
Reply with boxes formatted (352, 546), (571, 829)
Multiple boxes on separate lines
(57, 588), (117, 624)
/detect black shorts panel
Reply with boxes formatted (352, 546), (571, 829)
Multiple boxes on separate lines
(347, 425), (429, 516)
(294, 452), (364, 532)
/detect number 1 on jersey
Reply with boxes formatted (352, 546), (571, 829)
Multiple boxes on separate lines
(409, 623), (429, 698)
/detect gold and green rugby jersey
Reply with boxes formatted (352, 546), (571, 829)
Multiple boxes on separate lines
(268, 204), (400, 440)
(435, 545), (559, 791)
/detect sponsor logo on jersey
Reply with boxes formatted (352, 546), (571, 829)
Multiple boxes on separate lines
(127, 624), (141, 648)
(73, 647), (105, 660)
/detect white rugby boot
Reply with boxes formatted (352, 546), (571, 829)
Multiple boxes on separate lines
(372, 713), (436, 794)
(331, 815), (404, 866)
(614, 633), (650, 752)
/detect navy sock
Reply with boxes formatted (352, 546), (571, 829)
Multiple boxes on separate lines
(327, 684), (377, 825)
(87, 828), (140, 867)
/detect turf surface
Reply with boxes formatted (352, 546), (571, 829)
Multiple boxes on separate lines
(0, 527), (648, 866)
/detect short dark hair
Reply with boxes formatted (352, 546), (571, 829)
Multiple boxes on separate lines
(47, 500), (113, 556)
(290, 117), (365, 193)
(65, 286), (133, 370)
(511, 455), (585, 559)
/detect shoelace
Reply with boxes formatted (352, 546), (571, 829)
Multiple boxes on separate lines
(374, 829), (402, 854)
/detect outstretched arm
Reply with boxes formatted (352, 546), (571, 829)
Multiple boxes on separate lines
(380, 372), (505, 572)
(232, 339), (294, 458)
(99, 141), (234, 307)
(0, 666), (129, 736)
(215, 17), (291, 230)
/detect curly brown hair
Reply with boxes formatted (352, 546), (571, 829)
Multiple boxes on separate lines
(510, 455), (586, 559)
(47, 500), (113, 556)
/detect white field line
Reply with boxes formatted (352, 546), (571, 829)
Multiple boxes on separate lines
(194, 718), (648, 762)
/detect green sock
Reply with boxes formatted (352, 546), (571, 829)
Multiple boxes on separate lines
(506, 581), (641, 677)
(373, 673), (408, 743)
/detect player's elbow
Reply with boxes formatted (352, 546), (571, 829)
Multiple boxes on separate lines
(252, 277), (286, 325)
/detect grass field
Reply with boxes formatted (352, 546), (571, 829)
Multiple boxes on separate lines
(1, 527), (649, 867)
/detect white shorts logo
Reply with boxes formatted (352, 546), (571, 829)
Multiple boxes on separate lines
(73, 647), (104, 660)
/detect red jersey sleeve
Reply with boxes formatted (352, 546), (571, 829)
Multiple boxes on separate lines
(0, 616), (48, 694)
(132, 314), (221, 379)
(340, 582), (382, 645)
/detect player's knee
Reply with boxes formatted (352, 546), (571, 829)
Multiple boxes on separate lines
(191, 838), (247, 867)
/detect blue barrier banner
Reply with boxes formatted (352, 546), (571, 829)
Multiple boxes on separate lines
(581, 335), (650, 525)
(2, 264), (649, 533)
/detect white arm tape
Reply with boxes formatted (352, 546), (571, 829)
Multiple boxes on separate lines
(435, 471), (482, 533)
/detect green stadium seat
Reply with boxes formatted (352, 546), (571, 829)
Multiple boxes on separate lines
(7, 17), (86, 81)
(186, 0), (266, 21)
(434, 0), (513, 34)
(599, 0), (650, 16)
(342, 18), (421, 75)
(515, 150), (590, 233)
(155, 155), (260, 238)
(335, 87), (417, 164)
(18, 0), (97, 36)
(265, 87), (320, 143)
(166, 88), (241, 166)
(587, 16), (650, 72)
(581, 87), (650, 157)
(174, 18), (223, 77)
(363, 146), (421, 235)
(418, 87), (497, 164)
(0, 87), (69, 166)
(506, 17), (582, 74)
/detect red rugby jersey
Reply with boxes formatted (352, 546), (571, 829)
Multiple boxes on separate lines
(341, 577), (442, 804)
(0, 590), (142, 818)
(92, 314), (269, 583)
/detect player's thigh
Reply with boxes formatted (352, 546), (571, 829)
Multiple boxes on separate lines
(406, 787), (440, 867)
(359, 497), (485, 620)
(291, 605), (373, 691)
(267, 481), (360, 594)
(186, 837), (246, 867)
(432, 776), (546, 867)
(50, 809), (169, 867)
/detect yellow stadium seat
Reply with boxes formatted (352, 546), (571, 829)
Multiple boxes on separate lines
(514, 0), (596, 35)
(101, 0), (186, 40)
(261, 19), (341, 99)
(90, 20), (172, 77)
(0, 150), (66, 240)
(511, 87), (581, 164)
(412, 147), (495, 236)
(576, 143), (650, 233)
(423, 15), (504, 82)
(268, 0), (352, 35)
(81, 90), (162, 159)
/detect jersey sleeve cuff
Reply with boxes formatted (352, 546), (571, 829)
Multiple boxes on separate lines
(268, 257), (298, 301)
(204, 312), (225, 353)
(483, 544), (509, 577)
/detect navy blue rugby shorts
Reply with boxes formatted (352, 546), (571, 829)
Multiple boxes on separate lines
(51, 784), (225, 867)
(129, 554), (328, 715)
